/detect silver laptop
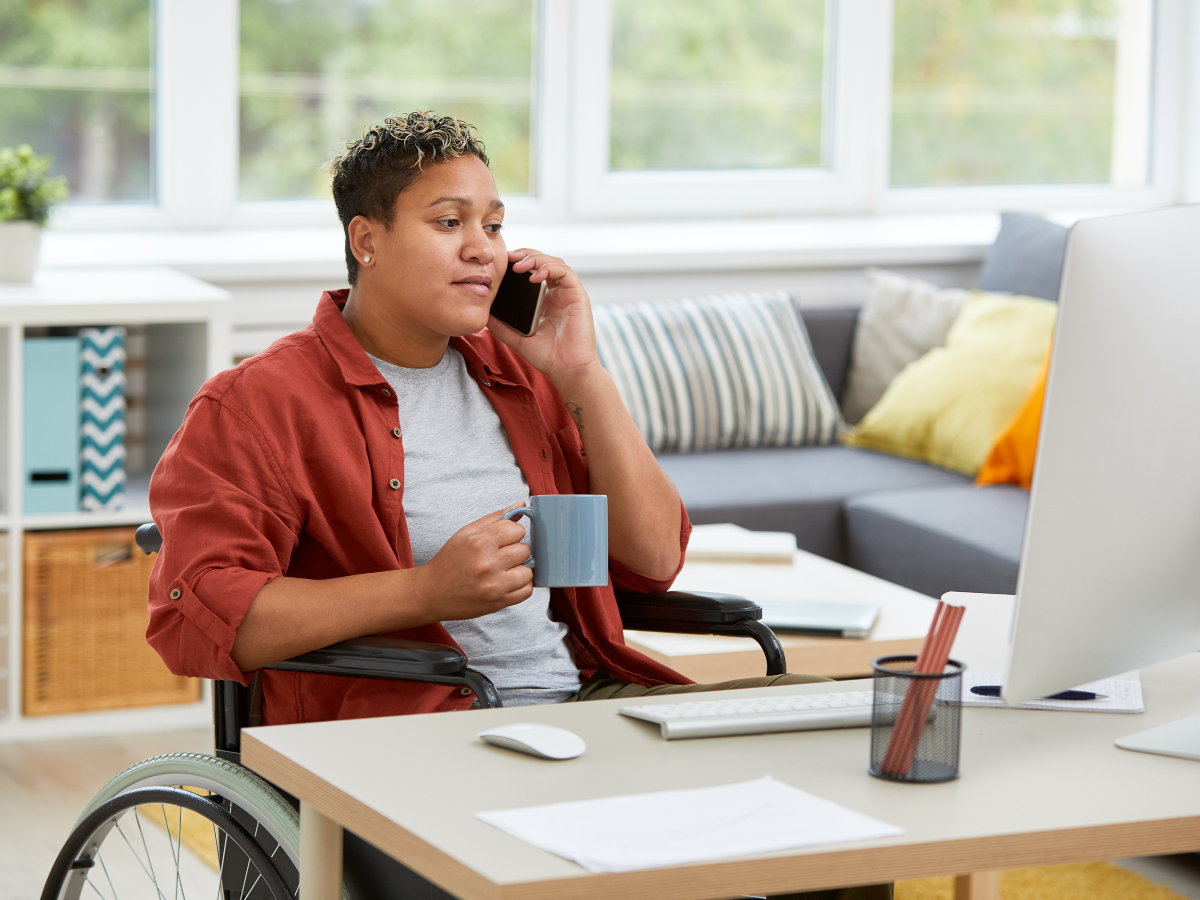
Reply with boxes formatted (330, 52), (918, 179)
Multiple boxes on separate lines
(757, 599), (880, 639)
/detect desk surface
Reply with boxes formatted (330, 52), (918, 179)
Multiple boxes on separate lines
(625, 550), (938, 681)
(245, 594), (1200, 900)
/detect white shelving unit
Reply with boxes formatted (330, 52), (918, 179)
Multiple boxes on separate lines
(0, 267), (231, 742)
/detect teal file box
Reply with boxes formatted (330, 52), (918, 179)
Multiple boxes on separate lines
(24, 337), (82, 514)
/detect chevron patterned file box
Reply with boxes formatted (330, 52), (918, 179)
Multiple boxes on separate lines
(80, 327), (126, 511)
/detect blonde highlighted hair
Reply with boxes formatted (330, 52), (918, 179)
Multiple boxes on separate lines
(329, 110), (490, 284)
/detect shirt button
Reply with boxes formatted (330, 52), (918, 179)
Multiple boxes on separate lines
(392, 427), (401, 438)
(389, 478), (401, 490)
(169, 588), (181, 600)
(459, 687), (473, 696)
(381, 387), (391, 397)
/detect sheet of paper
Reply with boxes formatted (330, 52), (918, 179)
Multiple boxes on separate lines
(963, 673), (1144, 713)
(686, 523), (797, 564)
(476, 775), (903, 874)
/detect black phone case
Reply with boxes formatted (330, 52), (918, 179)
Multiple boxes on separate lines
(490, 262), (544, 336)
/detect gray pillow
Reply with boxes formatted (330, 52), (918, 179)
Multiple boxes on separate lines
(978, 212), (1069, 302)
(840, 269), (968, 426)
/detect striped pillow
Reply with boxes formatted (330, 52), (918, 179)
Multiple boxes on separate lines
(593, 291), (840, 454)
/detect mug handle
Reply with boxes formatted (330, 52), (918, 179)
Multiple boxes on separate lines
(501, 506), (537, 568)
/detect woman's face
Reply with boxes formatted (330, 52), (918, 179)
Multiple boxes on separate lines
(354, 154), (508, 344)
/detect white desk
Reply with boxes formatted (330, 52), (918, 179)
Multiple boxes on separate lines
(244, 593), (1200, 900)
(625, 549), (938, 681)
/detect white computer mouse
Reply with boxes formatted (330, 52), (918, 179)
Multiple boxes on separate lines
(477, 722), (586, 760)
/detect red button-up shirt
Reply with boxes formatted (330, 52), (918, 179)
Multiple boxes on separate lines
(147, 290), (692, 725)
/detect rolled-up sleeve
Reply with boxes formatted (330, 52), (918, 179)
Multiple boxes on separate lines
(608, 500), (692, 593)
(147, 394), (303, 685)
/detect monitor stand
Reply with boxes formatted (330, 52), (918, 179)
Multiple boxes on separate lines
(1115, 712), (1200, 761)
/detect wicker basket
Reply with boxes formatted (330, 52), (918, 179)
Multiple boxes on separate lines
(23, 527), (201, 716)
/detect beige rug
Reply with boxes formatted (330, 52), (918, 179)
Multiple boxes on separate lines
(898, 862), (1189, 900)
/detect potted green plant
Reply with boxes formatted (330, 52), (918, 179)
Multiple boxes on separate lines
(0, 144), (68, 284)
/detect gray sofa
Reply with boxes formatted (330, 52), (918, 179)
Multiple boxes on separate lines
(657, 304), (1028, 600)
(656, 213), (1073, 599)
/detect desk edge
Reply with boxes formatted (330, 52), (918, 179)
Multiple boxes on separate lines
(243, 728), (1200, 900)
(242, 731), (503, 900)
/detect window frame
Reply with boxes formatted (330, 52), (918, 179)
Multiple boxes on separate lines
(879, 0), (1186, 214)
(568, 0), (889, 218)
(43, 0), (1195, 233)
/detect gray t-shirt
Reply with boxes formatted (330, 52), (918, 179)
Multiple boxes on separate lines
(368, 348), (581, 706)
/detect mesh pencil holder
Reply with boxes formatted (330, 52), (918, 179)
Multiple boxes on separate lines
(869, 655), (965, 784)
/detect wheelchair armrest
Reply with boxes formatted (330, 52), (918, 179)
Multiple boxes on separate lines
(267, 635), (467, 677)
(616, 590), (786, 677)
(217, 637), (502, 762)
(266, 636), (501, 708)
(615, 590), (762, 627)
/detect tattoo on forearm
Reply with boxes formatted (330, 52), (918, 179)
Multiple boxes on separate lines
(566, 402), (584, 431)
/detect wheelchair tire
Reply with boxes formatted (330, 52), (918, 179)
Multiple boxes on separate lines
(45, 752), (349, 900)
(73, 753), (301, 867)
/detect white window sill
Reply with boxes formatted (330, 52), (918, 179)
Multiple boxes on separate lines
(38, 212), (1010, 284)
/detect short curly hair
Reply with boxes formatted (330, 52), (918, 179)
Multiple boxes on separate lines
(329, 110), (490, 285)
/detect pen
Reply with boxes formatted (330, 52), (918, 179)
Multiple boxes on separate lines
(970, 686), (1106, 701)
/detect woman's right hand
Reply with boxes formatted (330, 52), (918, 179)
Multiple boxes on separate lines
(416, 503), (534, 622)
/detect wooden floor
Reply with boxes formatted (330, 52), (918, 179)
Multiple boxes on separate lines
(0, 727), (210, 900)
(4, 728), (1199, 900)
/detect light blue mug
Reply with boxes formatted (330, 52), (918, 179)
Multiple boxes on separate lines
(502, 494), (608, 588)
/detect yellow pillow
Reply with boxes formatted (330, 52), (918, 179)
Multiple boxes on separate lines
(844, 292), (1058, 475)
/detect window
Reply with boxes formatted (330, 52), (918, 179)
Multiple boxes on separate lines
(891, 0), (1154, 188)
(609, 0), (829, 172)
(0, 0), (155, 203)
(571, 0), (879, 216)
(238, 0), (538, 201)
(7, 0), (1186, 229)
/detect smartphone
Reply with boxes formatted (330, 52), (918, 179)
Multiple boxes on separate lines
(490, 260), (548, 337)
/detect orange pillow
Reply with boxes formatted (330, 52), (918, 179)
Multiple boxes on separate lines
(976, 347), (1050, 490)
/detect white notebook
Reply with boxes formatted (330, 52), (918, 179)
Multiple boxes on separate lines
(963, 672), (1144, 713)
(477, 775), (903, 874)
(686, 523), (797, 564)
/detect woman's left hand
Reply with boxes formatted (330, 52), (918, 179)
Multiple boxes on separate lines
(486, 248), (600, 383)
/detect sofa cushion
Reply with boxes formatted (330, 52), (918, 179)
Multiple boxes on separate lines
(845, 292), (1057, 475)
(841, 269), (968, 425)
(845, 484), (1028, 598)
(594, 291), (840, 454)
(659, 445), (969, 562)
(978, 212), (1070, 302)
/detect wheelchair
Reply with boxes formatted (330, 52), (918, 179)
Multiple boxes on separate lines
(41, 523), (787, 900)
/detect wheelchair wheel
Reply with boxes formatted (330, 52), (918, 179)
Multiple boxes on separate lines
(43, 785), (291, 900)
(41, 752), (348, 900)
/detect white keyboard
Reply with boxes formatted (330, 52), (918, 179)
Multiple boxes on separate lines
(619, 690), (875, 740)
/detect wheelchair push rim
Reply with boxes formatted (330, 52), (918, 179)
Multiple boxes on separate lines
(42, 785), (294, 900)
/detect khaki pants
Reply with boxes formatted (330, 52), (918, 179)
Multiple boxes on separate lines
(567, 674), (893, 900)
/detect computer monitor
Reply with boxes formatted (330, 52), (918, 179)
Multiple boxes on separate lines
(1001, 204), (1200, 760)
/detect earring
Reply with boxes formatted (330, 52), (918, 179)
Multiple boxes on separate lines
(363, 255), (372, 264)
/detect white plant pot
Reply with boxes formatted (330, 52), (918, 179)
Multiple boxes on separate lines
(0, 220), (43, 284)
